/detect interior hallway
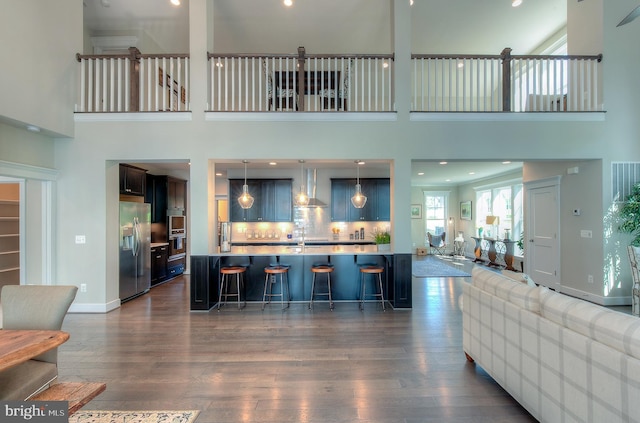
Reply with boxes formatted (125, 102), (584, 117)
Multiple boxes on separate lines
(59, 258), (538, 422)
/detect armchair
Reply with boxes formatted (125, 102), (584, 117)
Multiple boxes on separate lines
(0, 285), (77, 400)
(427, 232), (447, 255)
(263, 60), (298, 111)
(318, 59), (353, 111)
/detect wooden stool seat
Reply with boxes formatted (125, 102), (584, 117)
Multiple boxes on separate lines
(359, 265), (385, 311)
(221, 266), (246, 275)
(310, 265), (334, 310)
(263, 266), (290, 310)
(218, 266), (246, 311)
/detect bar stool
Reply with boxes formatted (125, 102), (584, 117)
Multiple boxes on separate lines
(262, 265), (290, 310)
(359, 265), (385, 311)
(309, 264), (334, 310)
(218, 266), (246, 311)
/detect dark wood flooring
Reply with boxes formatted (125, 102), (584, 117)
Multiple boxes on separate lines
(59, 256), (540, 422)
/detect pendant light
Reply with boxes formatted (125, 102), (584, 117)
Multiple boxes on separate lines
(294, 160), (309, 207)
(351, 160), (367, 209)
(237, 160), (254, 209)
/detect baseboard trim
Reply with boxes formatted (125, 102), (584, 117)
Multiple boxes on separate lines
(560, 286), (631, 306)
(68, 298), (121, 313)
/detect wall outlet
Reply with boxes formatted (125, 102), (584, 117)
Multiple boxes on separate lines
(580, 230), (592, 238)
(80, 283), (87, 293)
(75, 235), (86, 244)
(587, 275), (594, 284)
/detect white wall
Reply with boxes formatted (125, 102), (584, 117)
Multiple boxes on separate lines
(0, 0), (81, 138)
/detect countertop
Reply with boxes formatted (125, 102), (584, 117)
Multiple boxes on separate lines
(219, 244), (390, 256)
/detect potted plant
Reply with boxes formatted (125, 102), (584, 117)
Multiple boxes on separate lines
(617, 182), (640, 316)
(618, 182), (640, 246)
(373, 231), (391, 252)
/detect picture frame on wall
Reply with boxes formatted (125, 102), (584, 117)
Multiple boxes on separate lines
(410, 204), (422, 219)
(460, 201), (472, 220)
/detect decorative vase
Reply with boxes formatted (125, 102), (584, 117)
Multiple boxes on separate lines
(377, 243), (391, 252)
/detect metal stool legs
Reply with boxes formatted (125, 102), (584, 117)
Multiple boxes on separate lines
(309, 266), (334, 310)
(359, 267), (385, 311)
(262, 266), (290, 310)
(218, 267), (246, 311)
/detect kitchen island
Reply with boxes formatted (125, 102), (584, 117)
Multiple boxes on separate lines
(190, 246), (412, 310)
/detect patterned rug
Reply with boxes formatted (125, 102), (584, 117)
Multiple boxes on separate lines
(412, 255), (471, 277)
(69, 410), (199, 423)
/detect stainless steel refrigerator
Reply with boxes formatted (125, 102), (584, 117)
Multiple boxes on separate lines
(119, 201), (151, 302)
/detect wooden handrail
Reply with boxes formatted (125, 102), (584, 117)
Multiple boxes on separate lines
(411, 52), (602, 62)
(77, 52), (189, 62)
(209, 52), (394, 60)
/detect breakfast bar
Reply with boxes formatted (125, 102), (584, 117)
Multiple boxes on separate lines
(190, 247), (412, 310)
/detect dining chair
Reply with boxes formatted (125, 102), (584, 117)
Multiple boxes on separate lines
(0, 285), (77, 400)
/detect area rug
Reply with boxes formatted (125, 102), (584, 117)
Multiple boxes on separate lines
(69, 410), (199, 423)
(412, 255), (471, 277)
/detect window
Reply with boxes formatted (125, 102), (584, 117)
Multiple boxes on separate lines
(423, 191), (449, 236)
(475, 182), (523, 255)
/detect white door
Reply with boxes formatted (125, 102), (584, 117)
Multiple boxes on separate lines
(525, 177), (561, 289)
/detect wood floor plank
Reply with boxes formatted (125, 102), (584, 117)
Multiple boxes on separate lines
(58, 258), (539, 422)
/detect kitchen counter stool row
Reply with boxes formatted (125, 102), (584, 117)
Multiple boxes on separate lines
(215, 254), (387, 311)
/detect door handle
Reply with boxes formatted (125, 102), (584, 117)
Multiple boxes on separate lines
(529, 239), (534, 242)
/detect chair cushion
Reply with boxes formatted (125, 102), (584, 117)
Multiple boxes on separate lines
(0, 360), (58, 400)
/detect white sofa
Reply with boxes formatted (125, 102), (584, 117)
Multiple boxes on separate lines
(463, 267), (640, 423)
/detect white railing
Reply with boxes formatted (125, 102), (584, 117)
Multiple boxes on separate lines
(208, 48), (394, 112)
(411, 49), (603, 112)
(76, 49), (190, 112)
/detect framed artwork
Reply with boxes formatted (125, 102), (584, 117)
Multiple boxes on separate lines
(410, 204), (422, 219)
(460, 201), (472, 220)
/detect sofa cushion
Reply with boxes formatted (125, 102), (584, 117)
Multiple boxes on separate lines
(539, 287), (640, 361)
(472, 267), (540, 313)
(0, 360), (57, 400)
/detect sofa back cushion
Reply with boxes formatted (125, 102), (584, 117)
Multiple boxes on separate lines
(472, 267), (540, 313)
(539, 287), (640, 360)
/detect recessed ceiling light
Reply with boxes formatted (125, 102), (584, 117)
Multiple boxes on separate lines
(469, 172), (475, 175)
(512, 0), (522, 7)
(357, 161), (365, 165)
(284, 0), (293, 6)
(26, 125), (40, 132)
(445, 179), (451, 182)
(269, 162), (277, 166)
(418, 172), (424, 176)
(170, 0), (180, 5)
(502, 161), (512, 164)
(215, 172), (222, 176)
(439, 161), (447, 165)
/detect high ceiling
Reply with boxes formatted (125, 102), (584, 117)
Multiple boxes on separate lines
(83, 0), (567, 55)
(86, 0), (562, 186)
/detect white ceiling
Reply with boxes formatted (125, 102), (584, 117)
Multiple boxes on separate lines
(91, 0), (554, 185)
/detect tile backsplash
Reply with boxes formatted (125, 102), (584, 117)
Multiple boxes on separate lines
(229, 207), (389, 243)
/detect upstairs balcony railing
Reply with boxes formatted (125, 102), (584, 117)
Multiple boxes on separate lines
(74, 47), (603, 115)
(411, 48), (603, 112)
(76, 47), (190, 112)
(207, 47), (395, 112)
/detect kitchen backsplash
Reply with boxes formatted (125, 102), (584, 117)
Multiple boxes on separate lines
(229, 208), (389, 243)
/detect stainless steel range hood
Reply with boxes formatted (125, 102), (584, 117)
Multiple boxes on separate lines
(304, 169), (327, 207)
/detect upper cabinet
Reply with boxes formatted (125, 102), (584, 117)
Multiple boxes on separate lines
(145, 175), (187, 224)
(331, 178), (390, 222)
(229, 179), (292, 222)
(119, 164), (147, 196)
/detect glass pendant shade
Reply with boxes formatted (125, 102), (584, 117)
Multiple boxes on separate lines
(294, 160), (310, 207)
(351, 160), (367, 209)
(237, 160), (254, 209)
(351, 183), (367, 208)
(238, 184), (254, 209)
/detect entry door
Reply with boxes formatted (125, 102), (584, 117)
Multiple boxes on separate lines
(525, 177), (561, 289)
